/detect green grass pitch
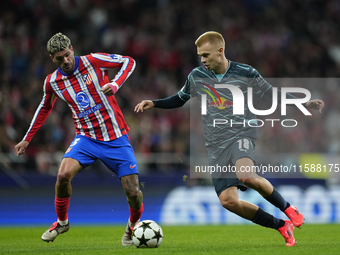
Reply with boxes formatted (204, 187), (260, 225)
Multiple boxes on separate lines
(0, 224), (339, 255)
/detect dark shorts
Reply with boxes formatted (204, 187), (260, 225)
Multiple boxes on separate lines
(63, 134), (139, 178)
(209, 138), (256, 196)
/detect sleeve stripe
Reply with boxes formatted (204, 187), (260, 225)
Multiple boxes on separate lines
(92, 53), (123, 63)
(23, 78), (50, 141)
(112, 57), (135, 86)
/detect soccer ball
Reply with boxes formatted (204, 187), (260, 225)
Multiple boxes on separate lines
(132, 220), (163, 248)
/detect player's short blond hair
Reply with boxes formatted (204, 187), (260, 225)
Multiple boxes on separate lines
(195, 31), (225, 49)
(47, 32), (71, 56)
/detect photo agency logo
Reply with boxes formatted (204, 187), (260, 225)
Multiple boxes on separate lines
(200, 83), (312, 128)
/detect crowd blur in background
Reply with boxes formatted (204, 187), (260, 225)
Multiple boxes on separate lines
(0, 0), (340, 175)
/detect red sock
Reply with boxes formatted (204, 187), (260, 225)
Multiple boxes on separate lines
(129, 203), (144, 223)
(55, 196), (70, 221)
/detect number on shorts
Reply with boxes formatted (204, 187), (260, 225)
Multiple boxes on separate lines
(237, 138), (249, 151)
(70, 138), (80, 147)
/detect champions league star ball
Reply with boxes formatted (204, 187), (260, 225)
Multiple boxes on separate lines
(132, 220), (163, 248)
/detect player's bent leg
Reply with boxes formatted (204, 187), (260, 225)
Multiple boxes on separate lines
(218, 187), (258, 220)
(235, 158), (304, 229)
(42, 158), (82, 243)
(55, 157), (83, 198)
(235, 157), (273, 197)
(219, 186), (296, 246)
(121, 174), (144, 246)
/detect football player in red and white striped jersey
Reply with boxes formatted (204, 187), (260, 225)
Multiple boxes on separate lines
(15, 33), (143, 245)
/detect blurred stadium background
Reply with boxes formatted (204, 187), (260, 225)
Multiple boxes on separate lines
(1, 0), (340, 226)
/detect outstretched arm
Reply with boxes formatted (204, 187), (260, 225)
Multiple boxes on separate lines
(134, 94), (186, 113)
(15, 79), (57, 156)
(134, 100), (155, 113)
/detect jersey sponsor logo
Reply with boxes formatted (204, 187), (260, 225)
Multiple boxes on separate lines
(82, 73), (93, 85)
(207, 97), (233, 109)
(65, 147), (73, 153)
(78, 103), (103, 118)
(200, 83), (226, 107)
(130, 164), (136, 169)
(76, 91), (91, 109)
(200, 83), (233, 111)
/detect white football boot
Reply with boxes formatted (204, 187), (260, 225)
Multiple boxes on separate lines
(41, 221), (70, 242)
(121, 218), (139, 246)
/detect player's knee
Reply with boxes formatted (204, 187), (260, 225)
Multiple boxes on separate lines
(220, 196), (239, 212)
(238, 177), (258, 188)
(56, 169), (73, 185)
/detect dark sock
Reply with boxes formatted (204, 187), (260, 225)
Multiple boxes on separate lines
(251, 207), (285, 230)
(264, 187), (290, 211)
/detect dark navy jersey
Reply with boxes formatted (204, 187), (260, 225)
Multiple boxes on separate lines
(178, 60), (272, 149)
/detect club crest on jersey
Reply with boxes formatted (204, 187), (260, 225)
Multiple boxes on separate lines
(82, 73), (93, 85)
(76, 91), (91, 109)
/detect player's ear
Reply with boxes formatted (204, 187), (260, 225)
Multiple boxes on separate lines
(218, 47), (223, 55)
(49, 54), (55, 63)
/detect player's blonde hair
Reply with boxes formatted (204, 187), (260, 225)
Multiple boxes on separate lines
(47, 32), (71, 56)
(195, 31), (225, 49)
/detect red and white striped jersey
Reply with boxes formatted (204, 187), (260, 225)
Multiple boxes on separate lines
(23, 53), (136, 142)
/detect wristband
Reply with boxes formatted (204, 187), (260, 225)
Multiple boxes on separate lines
(108, 82), (119, 94)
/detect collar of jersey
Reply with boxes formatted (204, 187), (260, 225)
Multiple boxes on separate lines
(58, 56), (79, 76)
(211, 59), (232, 81)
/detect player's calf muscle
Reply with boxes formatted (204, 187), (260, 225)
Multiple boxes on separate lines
(121, 174), (143, 207)
(128, 192), (143, 210)
(121, 174), (139, 191)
